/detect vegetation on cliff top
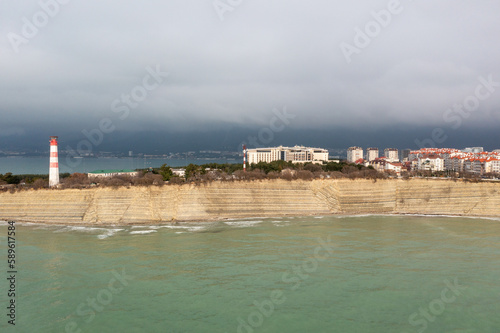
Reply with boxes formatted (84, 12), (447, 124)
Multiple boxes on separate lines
(1, 160), (495, 193)
(0, 161), (383, 192)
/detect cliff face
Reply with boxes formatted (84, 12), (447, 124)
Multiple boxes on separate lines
(1, 179), (499, 224)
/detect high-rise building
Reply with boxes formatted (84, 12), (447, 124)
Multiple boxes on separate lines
(49, 136), (60, 187)
(347, 147), (363, 163)
(401, 149), (411, 161)
(366, 148), (379, 162)
(384, 148), (399, 162)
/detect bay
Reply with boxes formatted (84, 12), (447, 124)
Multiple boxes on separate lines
(0, 157), (239, 175)
(0, 215), (499, 332)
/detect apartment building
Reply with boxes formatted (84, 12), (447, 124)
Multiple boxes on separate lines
(384, 148), (399, 162)
(347, 147), (363, 163)
(366, 148), (379, 162)
(418, 155), (445, 172)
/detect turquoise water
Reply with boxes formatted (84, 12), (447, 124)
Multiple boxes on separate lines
(1, 215), (500, 332)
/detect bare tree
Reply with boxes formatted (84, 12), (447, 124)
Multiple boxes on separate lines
(297, 170), (313, 180)
(62, 173), (91, 189)
(32, 179), (49, 190)
(304, 163), (323, 173)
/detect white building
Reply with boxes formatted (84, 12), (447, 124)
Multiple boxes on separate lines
(473, 159), (484, 174)
(464, 159), (475, 173)
(449, 156), (466, 172)
(366, 148), (379, 162)
(384, 148), (399, 162)
(489, 159), (500, 174)
(88, 169), (139, 178)
(369, 157), (387, 173)
(463, 147), (484, 153)
(406, 148), (499, 174)
(470, 158), (500, 175)
(347, 147), (363, 163)
(385, 162), (402, 175)
(246, 146), (328, 164)
(247, 148), (281, 164)
(172, 168), (186, 177)
(418, 155), (445, 172)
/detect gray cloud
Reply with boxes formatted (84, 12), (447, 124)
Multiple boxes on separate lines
(1, 0), (500, 139)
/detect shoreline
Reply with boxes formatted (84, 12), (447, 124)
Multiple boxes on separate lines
(2, 212), (499, 228)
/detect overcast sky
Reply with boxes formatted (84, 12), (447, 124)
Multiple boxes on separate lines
(1, 0), (500, 149)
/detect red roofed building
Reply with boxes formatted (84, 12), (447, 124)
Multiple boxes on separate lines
(418, 154), (444, 172)
(369, 157), (387, 173)
(354, 158), (364, 165)
(385, 162), (402, 175)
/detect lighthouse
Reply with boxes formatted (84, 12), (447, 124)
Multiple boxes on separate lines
(49, 136), (60, 187)
(243, 144), (247, 172)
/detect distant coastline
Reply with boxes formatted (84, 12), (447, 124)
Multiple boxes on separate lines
(1, 179), (499, 225)
(0, 156), (239, 175)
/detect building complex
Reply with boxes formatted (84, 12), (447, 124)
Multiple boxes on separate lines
(246, 146), (329, 164)
(88, 169), (140, 178)
(408, 148), (500, 175)
(348, 146), (500, 176)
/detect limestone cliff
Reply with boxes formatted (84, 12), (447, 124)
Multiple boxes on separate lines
(1, 179), (499, 224)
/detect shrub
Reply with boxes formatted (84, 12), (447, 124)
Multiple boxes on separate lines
(341, 165), (359, 174)
(61, 173), (91, 189)
(169, 176), (185, 184)
(267, 171), (280, 179)
(99, 175), (132, 188)
(297, 170), (313, 180)
(280, 169), (295, 181)
(304, 163), (323, 173)
(32, 179), (49, 190)
(328, 171), (346, 179)
(132, 173), (164, 186)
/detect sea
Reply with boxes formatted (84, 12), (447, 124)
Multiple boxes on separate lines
(1, 215), (499, 332)
(0, 157), (239, 175)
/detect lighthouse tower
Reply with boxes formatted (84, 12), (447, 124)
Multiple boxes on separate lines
(49, 136), (60, 187)
(243, 144), (247, 172)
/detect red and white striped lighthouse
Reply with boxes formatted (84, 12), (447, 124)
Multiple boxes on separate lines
(243, 144), (247, 172)
(49, 136), (60, 187)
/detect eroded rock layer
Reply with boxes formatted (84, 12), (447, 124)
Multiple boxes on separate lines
(1, 179), (499, 224)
